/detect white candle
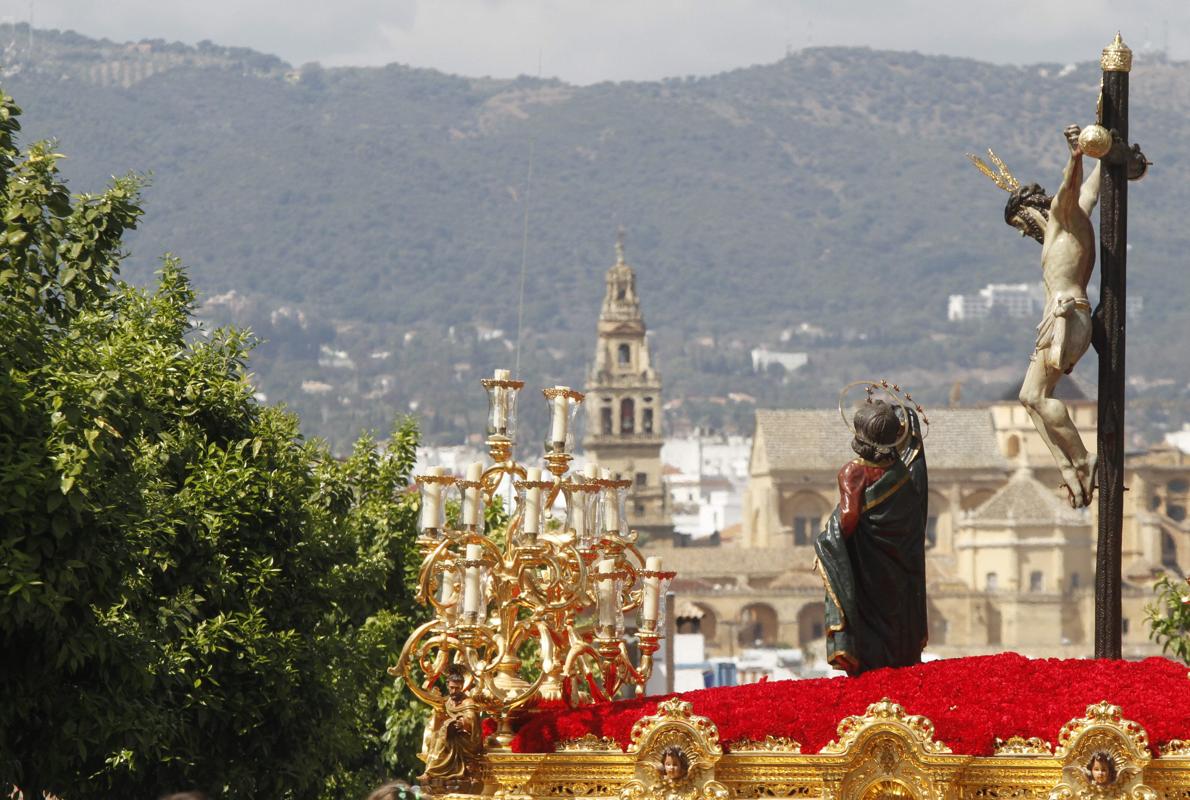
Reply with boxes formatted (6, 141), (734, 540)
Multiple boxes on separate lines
(570, 482), (586, 537)
(420, 466), (445, 530)
(597, 558), (616, 630)
(440, 568), (460, 624)
(463, 461), (483, 526)
(523, 467), (542, 534)
(549, 386), (569, 446)
(462, 543), (483, 618)
(643, 556), (662, 623)
(601, 467), (619, 532)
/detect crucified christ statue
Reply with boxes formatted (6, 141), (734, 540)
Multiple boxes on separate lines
(971, 125), (1102, 507)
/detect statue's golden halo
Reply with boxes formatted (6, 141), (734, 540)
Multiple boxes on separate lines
(836, 379), (930, 449)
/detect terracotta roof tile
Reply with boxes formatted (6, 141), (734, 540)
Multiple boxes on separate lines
(754, 408), (1009, 472)
(965, 468), (1088, 526)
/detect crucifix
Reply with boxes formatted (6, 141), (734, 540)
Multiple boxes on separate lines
(969, 34), (1148, 658)
(1094, 33), (1149, 658)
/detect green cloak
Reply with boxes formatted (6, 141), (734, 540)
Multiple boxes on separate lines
(814, 425), (928, 675)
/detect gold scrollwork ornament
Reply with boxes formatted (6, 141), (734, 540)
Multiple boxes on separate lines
(995, 736), (1055, 757)
(821, 698), (951, 755)
(728, 736), (803, 754)
(1049, 702), (1157, 800)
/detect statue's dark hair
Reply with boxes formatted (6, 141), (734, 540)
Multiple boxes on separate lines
(1004, 182), (1052, 243)
(445, 662), (470, 680)
(1085, 750), (1117, 783)
(851, 401), (902, 462)
(659, 745), (689, 773)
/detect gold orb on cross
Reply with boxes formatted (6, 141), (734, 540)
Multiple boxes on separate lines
(1078, 124), (1113, 159)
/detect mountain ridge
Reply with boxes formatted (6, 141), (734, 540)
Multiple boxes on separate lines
(3, 24), (1186, 450)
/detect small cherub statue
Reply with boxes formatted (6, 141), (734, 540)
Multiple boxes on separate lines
(659, 745), (690, 786)
(1085, 750), (1118, 789)
(417, 663), (483, 792)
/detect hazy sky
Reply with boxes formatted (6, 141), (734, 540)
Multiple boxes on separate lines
(5, 1), (1189, 83)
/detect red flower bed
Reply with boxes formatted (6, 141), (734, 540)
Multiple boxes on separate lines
(510, 653), (1190, 755)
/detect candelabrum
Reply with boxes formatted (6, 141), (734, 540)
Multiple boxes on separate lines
(392, 368), (676, 748)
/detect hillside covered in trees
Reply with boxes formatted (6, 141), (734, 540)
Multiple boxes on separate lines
(3, 24), (1187, 451)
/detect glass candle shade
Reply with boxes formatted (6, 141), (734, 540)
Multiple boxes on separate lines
(542, 386), (584, 455)
(416, 468), (456, 535)
(595, 559), (618, 635)
(460, 543), (488, 626)
(514, 467), (551, 545)
(638, 560), (675, 632)
(436, 561), (463, 628)
(481, 369), (523, 447)
(458, 461), (485, 535)
(599, 468), (631, 539)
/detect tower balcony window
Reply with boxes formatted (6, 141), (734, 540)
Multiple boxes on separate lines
(620, 398), (635, 434)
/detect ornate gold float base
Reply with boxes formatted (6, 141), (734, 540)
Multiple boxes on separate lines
(448, 700), (1190, 800)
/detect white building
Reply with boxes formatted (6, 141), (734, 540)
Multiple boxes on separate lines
(949, 282), (1144, 322)
(662, 433), (751, 539)
(414, 444), (487, 476)
(662, 433), (751, 482)
(750, 348), (808, 373)
(1167, 424), (1190, 454)
(948, 282), (1046, 321)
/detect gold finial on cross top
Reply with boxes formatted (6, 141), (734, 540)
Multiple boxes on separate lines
(1102, 32), (1132, 73)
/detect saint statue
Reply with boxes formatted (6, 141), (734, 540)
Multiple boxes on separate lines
(418, 663), (483, 792)
(970, 125), (1102, 507)
(814, 393), (928, 676)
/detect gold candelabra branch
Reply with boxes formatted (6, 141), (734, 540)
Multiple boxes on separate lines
(393, 369), (678, 749)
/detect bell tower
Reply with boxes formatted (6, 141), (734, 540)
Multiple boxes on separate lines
(583, 233), (673, 543)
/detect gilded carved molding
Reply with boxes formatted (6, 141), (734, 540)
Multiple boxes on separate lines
(996, 738), (1055, 757)
(1054, 702), (1151, 762)
(1048, 702), (1157, 800)
(628, 699), (722, 755)
(619, 698), (727, 800)
(727, 735), (802, 754)
(556, 734), (621, 753)
(480, 697), (1190, 800)
(821, 698), (952, 755)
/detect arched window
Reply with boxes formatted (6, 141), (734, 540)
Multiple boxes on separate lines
(780, 491), (830, 547)
(796, 602), (825, 646)
(1029, 570), (1044, 592)
(620, 398), (635, 434)
(642, 407), (654, 434)
(617, 343), (631, 364)
(738, 603), (778, 647)
(986, 572), (999, 592)
(1162, 531), (1178, 567)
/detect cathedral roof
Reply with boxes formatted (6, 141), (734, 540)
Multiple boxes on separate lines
(644, 546), (801, 578)
(753, 408), (1009, 473)
(964, 467), (1088, 527)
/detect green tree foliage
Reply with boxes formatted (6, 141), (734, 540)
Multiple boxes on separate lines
(0, 89), (427, 799)
(1146, 574), (1190, 665)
